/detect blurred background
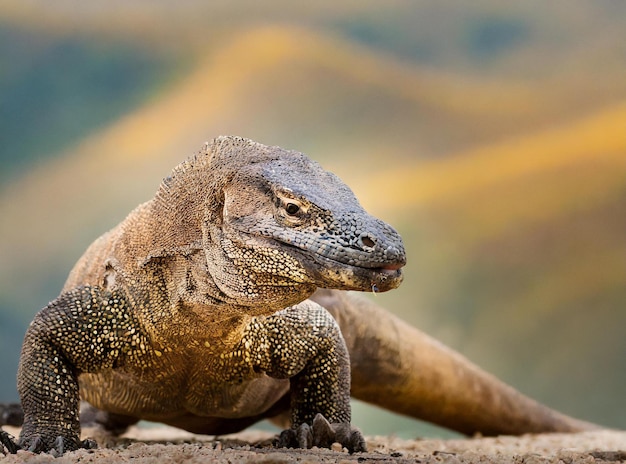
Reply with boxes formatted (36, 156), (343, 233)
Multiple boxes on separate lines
(0, 1), (624, 438)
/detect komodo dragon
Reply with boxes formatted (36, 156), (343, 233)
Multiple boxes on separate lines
(0, 136), (598, 455)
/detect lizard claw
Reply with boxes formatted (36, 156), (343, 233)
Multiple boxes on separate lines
(0, 429), (20, 454)
(276, 413), (367, 453)
(26, 436), (45, 453)
(80, 438), (98, 450)
(47, 436), (97, 457)
(9, 433), (97, 456)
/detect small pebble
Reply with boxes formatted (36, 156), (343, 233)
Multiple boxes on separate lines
(331, 442), (343, 452)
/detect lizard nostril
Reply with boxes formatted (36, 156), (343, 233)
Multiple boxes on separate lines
(359, 235), (376, 249)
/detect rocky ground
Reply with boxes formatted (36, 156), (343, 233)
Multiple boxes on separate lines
(1, 425), (624, 463)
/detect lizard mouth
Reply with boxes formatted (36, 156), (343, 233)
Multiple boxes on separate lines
(342, 260), (404, 293)
(237, 231), (405, 293)
(299, 248), (405, 293)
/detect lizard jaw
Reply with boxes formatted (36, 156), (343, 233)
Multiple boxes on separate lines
(302, 251), (405, 293)
(228, 230), (405, 294)
(269, 237), (405, 292)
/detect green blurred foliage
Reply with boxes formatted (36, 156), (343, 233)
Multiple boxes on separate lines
(0, 23), (184, 181)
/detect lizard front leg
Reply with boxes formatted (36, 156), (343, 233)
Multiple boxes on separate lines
(10, 286), (145, 454)
(239, 300), (366, 453)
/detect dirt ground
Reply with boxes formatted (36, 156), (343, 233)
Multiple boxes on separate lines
(1, 425), (624, 463)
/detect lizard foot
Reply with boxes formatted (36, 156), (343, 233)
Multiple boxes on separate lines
(1, 429), (20, 454)
(2, 432), (97, 456)
(276, 413), (367, 453)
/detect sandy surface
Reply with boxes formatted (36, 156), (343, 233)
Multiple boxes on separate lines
(1, 425), (624, 463)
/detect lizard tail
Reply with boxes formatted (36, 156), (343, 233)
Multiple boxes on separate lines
(312, 289), (601, 436)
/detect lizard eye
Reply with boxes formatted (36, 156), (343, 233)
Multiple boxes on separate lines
(285, 203), (300, 216)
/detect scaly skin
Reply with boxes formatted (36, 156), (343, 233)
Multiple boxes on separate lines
(0, 136), (599, 456)
(3, 136), (404, 454)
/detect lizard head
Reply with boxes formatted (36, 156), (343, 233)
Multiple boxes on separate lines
(206, 137), (406, 305)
